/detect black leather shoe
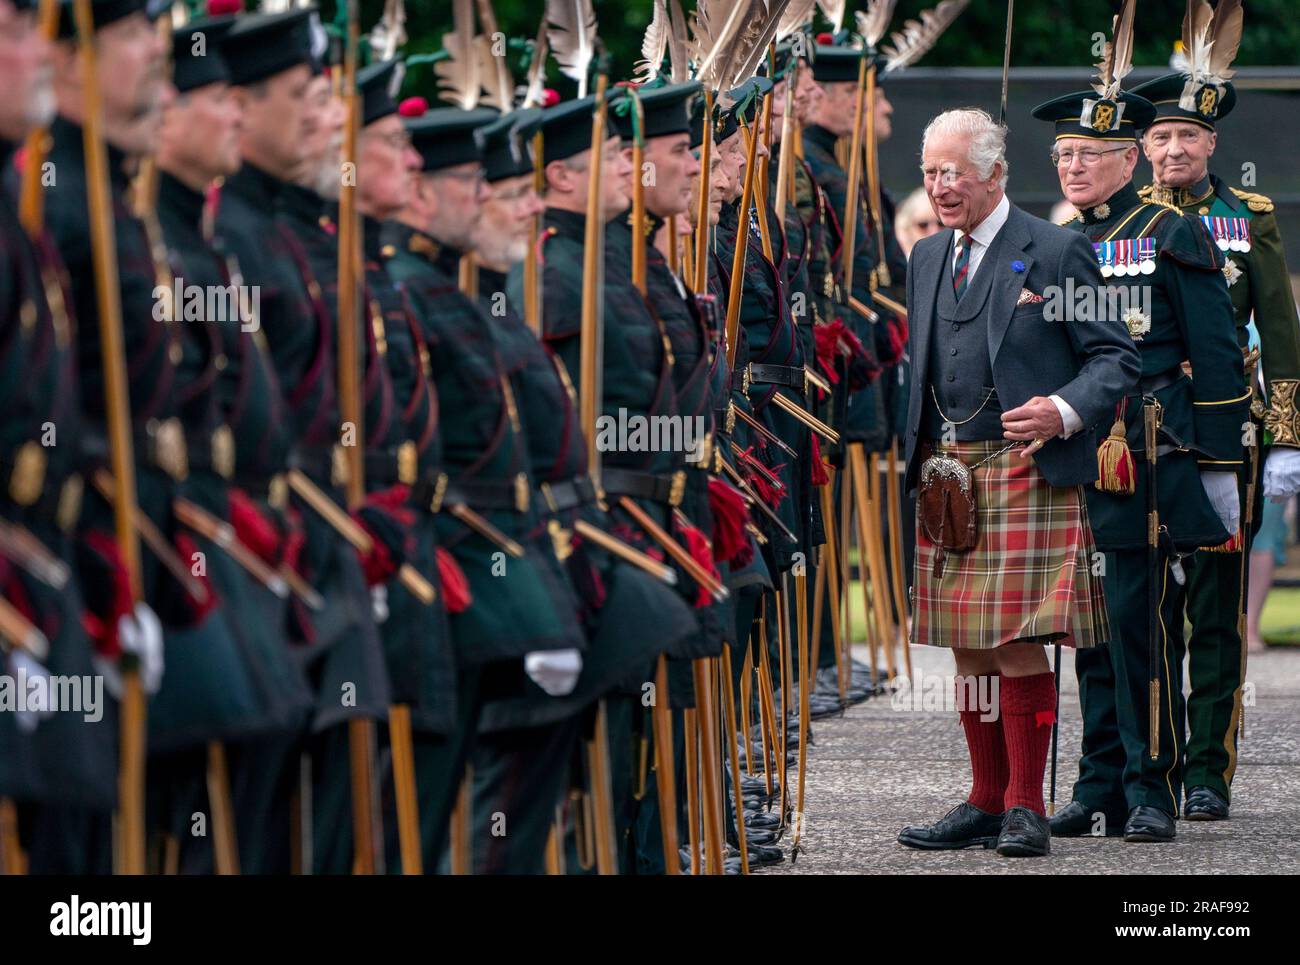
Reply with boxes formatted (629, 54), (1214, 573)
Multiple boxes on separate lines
(996, 806), (1050, 857)
(745, 811), (781, 830)
(1184, 786), (1229, 821)
(743, 828), (778, 846)
(746, 843), (784, 866)
(1048, 800), (1124, 837)
(897, 802), (1003, 850)
(1123, 805), (1176, 842)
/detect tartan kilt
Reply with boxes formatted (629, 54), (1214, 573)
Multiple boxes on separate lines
(911, 439), (1109, 650)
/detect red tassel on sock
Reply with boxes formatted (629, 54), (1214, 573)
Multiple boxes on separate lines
(1001, 672), (1058, 816)
(435, 546), (472, 613)
(707, 477), (752, 566)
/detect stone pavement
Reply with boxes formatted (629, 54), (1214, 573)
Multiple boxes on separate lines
(759, 643), (1300, 874)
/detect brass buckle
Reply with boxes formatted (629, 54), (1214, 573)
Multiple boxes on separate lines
(212, 424), (235, 480)
(539, 480), (558, 514)
(725, 401), (735, 434)
(428, 472), (449, 514)
(9, 441), (46, 507)
(741, 364), (751, 397)
(668, 470), (686, 508)
(515, 473), (531, 513)
(268, 474), (288, 511)
(150, 417), (189, 481)
(397, 440), (418, 486)
(56, 473), (83, 533)
(330, 444), (350, 488)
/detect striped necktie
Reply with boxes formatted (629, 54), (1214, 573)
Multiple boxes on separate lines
(953, 234), (972, 299)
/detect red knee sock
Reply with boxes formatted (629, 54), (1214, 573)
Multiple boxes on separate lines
(958, 675), (1007, 814)
(1000, 671), (1058, 816)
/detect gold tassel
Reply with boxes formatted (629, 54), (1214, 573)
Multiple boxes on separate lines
(1095, 417), (1136, 495)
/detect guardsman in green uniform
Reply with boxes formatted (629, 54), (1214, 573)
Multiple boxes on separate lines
(1032, 76), (1247, 842)
(803, 45), (888, 454)
(46, 0), (235, 873)
(0, 0), (119, 875)
(1130, 23), (1300, 821)
(152, 11), (315, 875)
(217, 8), (392, 873)
(511, 95), (711, 873)
(341, 61), (461, 874)
(384, 105), (588, 871)
(471, 107), (697, 873)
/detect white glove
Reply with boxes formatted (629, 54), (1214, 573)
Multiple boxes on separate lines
(1263, 447), (1300, 502)
(524, 648), (583, 697)
(370, 584), (390, 624)
(1200, 470), (1241, 537)
(93, 602), (165, 699)
(6, 649), (53, 734)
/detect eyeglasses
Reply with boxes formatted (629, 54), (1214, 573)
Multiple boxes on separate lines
(1050, 146), (1129, 167)
(439, 167), (487, 185)
(921, 166), (973, 185)
(374, 130), (413, 152)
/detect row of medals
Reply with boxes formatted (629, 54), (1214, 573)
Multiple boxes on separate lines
(1201, 215), (1252, 253)
(1094, 238), (1157, 277)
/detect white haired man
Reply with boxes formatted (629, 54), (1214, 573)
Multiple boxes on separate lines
(896, 108), (1139, 857)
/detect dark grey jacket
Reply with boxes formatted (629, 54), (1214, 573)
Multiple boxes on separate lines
(904, 201), (1141, 492)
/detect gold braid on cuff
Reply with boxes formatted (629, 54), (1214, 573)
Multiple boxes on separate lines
(1264, 379), (1300, 447)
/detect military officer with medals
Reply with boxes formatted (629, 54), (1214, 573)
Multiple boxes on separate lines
(1129, 1), (1300, 822)
(1033, 23), (1248, 841)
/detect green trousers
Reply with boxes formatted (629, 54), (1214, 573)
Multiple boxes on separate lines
(1183, 549), (1248, 801)
(1072, 549), (1187, 821)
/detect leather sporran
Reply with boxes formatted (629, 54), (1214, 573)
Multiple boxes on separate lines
(919, 450), (978, 578)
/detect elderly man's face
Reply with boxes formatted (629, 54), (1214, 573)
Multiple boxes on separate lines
(717, 131), (746, 204)
(427, 162), (490, 250)
(1144, 121), (1216, 189)
(159, 82), (242, 182)
(643, 132), (700, 218)
(689, 149), (727, 227)
(473, 173), (544, 268)
(1054, 136), (1137, 210)
(0, 0), (53, 142)
(358, 114), (420, 220)
(237, 64), (312, 182)
(872, 87), (893, 142)
(97, 12), (172, 155)
(922, 129), (1003, 234)
(794, 67), (821, 126)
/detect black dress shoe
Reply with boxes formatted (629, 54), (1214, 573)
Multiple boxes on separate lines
(1048, 800), (1124, 837)
(996, 806), (1050, 857)
(746, 843), (784, 866)
(745, 811), (781, 830)
(744, 828), (778, 846)
(897, 802), (1003, 851)
(1123, 806), (1176, 842)
(1184, 786), (1229, 821)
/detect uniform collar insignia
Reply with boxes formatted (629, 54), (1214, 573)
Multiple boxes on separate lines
(1148, 175), (1213, 209)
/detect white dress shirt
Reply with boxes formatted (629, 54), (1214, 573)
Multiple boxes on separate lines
(950, 193), (1081, 439)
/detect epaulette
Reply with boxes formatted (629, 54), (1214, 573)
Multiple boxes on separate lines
(1230, 188), (1274, 213)
(1137, 184), (1153, 200)
(1056, 210), (1081, 226)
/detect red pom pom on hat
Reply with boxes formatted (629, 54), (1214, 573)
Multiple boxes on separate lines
(399, 96), (428, 118)
(541, 88), (561, 108)
(816, 32), (834, 45)
(207, 0), (243, 15)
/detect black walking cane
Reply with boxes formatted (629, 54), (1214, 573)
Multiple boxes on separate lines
(1049, 643), (1061, 816)
(1144, 398), (1162, 760)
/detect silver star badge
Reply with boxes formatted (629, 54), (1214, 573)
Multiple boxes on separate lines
(1092, 203), (1110, 220)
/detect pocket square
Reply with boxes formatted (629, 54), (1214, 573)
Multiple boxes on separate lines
(1017, 287), (1045, 306)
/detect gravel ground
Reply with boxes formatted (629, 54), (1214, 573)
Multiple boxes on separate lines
(757, 643), (1300, 875)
